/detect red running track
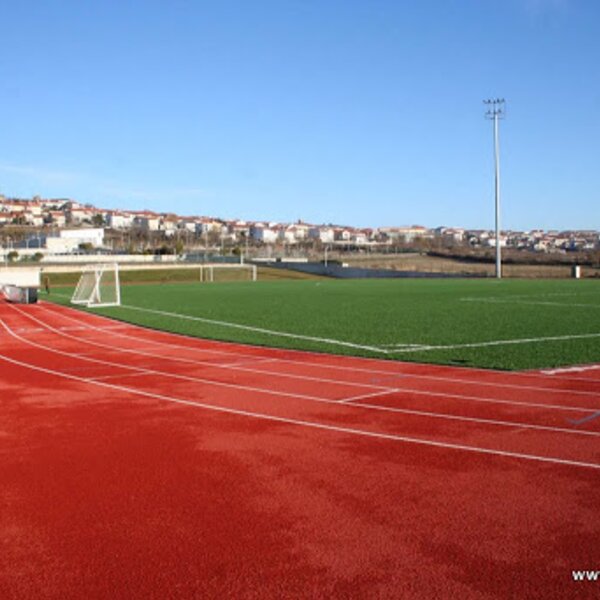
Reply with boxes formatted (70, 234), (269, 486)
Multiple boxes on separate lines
(1, 300), (600, 599)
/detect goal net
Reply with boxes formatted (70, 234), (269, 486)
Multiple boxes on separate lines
(199, 264), (257, 283)
(71, 263), (121, 307)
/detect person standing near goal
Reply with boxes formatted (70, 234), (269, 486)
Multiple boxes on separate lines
(43, 275), (50, 295)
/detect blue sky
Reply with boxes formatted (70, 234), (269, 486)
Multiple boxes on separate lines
(0, 0), (598, 229)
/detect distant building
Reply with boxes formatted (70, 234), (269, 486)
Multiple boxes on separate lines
(250, 224), (278, 244)
(44, 228), (105, 253)
(106, 211), (134, 229)
(134, 214), (161, 231)
(308, 226), (335, 243)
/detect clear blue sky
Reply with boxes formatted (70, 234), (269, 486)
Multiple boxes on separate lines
(1, 0), (598, 230)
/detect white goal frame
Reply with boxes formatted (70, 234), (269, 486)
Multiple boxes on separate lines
(71, 263), (121, 307)
(199, 263), (257, 283)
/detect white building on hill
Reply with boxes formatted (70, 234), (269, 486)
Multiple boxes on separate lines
(45, 228), (105, 253)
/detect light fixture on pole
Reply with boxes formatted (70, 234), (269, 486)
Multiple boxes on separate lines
(484, 98), (506, 279)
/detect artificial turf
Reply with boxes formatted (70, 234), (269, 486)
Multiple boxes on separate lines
(49, 277), (600, 371)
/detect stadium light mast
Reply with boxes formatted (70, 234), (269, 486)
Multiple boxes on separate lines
(484, 98), (506, 279)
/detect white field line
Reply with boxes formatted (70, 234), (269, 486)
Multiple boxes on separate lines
(120, 303), (389, 354)
(39, 297), (596, 384)
(122, 292), (599, 354)
(27, 304), (600, 412)
(387, 332), (600, 353)
(462, 292), (600, 300)
(460, 297), (600, 309)
(6, 312), (600, 438)
(38, 301), (600, 398)
(86, 303), (600, 379)
(379, 343), (431, 350)
(541, 365), (600, 375)
(462, 291), (600, 299)
(524, 374), (600, 384)
(1, 346), (599, 471)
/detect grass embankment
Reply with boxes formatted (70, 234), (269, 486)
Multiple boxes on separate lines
(43, 265), (324, 287)
(49, 277), (600, 371)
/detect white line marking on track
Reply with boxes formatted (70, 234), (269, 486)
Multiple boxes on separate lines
(1, 344), (599, 470)
(3, 315), (600, 439)
(31, 303), (394, 393)
(2, 314), (343, 403)
(18, 306), (393, 390)
(10, 324), (130, 334)
(346, 399), (600, 438)
(25, 304), (600, 413)
(89, 371), (155, 382)
(37, 302), (600, 398)
(338, 389), (399, 403)
(217, 357), (279, 368)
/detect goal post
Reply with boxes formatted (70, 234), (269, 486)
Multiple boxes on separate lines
(71, 263), (121, 307)
(199, 263), (257, 283)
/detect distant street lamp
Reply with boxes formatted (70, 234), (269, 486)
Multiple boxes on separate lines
(484, 98), (506, 279)
(4, 236), (12, 267)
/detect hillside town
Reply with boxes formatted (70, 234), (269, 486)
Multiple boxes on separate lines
(0, 194), (598, 259)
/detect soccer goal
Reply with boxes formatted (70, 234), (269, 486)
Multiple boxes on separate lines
(199, 264), (258, 283)
(71, 263), (121, 307)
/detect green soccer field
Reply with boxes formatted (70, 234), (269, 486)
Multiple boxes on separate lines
(50, 277), (600, 371)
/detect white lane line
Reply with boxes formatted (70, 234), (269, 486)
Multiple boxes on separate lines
(1, 315), (341, 404)
(37, 302), (600, 398)
(31, 303), (394, 394)
(89, 371), (154, 382)
(7, 324), (130, 334)
(346, 399), (600, 438)
(1, 348), (599, 471)
(25, 304), (600, 413)
(218, 357), (279, 368)
(2, 316), (599, 439)
(338, 390), (398, 403)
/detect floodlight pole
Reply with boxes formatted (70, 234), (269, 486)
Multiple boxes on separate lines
(484, 98), (505, 279)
